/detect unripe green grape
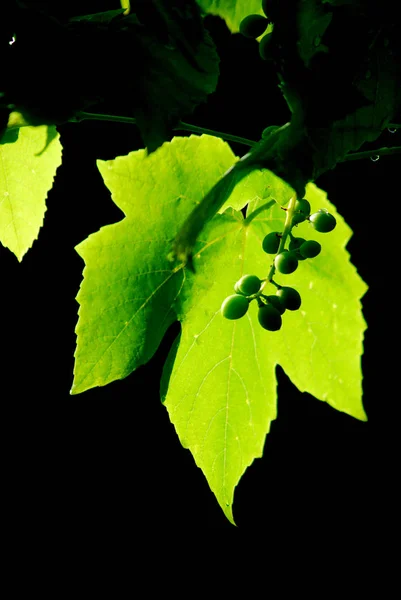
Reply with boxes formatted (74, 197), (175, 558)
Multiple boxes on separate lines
(299, 239), (321, 258)
(262, 0), (274, 19)
(288, 236), (306, 260)
(264, 295), (286, 314)
(274, 250), (299, 274)
(221, 294), (249, 320)
(262, 231), (281, 254)
(276, 286), (302, 311)
(292, 198), (311, 225)
(236, 274), (261, 296)
(309, 209), (336, 233)
(289, 236), (305, 250)
(234, 281), (244, 295)
(258, 304), (282, 331)
(239, 14), (269, 38)
(259, 32), (273, 61)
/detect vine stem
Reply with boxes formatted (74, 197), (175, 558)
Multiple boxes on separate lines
(69, 111), (257, 147)
(70, 112), (401, 160)
(259, 195), (297, 296)
(341, 145), (401, 161)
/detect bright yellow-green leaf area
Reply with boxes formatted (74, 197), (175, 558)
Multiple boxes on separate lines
(0, 126), (62, 260)
(196, 0), (271, 33)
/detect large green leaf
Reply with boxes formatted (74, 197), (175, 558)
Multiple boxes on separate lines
(72, 136), (239, 393)
(0, 125), (62, 260)
(72, 136), (367, 524)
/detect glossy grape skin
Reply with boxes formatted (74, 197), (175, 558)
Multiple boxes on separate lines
(300, 240), (321, 258)
(264, 295), (286, 314)
(292, 199), (311, 225)
(274, 250), (299, 274)
(258, 304), (282, 331)
(235, 274), (261, 296)
(221, 294), (249, 320)
(239, 14), (269, 38)
(309, 209), (336, 232)
(276, 287), (302, 311)
(262, 231), (281, 254)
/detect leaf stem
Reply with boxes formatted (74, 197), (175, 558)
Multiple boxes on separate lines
(176, 121), (257, 147)
(243, 200), (276, 225)
(259, 195), (297, 295)
(69, 111), (258, 147)
(341, 146), (401, 162)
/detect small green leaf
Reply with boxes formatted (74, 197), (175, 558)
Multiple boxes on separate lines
(0, 125), (62, 260)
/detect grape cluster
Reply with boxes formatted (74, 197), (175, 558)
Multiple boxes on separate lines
(238, 1), (274, 61)
(221, 199), (337, 331)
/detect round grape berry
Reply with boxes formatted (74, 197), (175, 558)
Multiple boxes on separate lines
(235, 274), (261, 296)
(259, 32), (273, 61)
(262, 0), (274, 19)
(221, 294), (249, 320)
(289, 236), (306, 251)
(262, 231), (281, 254)
(276, 287), (302, 311)
(299, 240), (321, 258)
(274, 250), (299, 274)
(292, 198), (311, 225)
(288, 236), (306, 260)
(264, 295), (286, 314)
(309, 209), (336, 233)
(258, 304), (282, 331)
(239, 14), (269, 38)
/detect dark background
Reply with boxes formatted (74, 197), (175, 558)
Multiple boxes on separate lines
(3, 2), (399, 536)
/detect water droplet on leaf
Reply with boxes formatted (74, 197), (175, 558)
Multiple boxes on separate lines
(387, 128), (397, 134)
(370, 155), (380, 162)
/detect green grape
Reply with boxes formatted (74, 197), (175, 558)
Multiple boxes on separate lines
(221, 294), (249, 320)
(262, 231), (281, 254)
(292, 198), (311, 225)
(276, 286), (302, 311)
(262, 0), (274, 19)
(258, 304), (282, 331)
(264, 295), (286, 314)
(300, 240), (321, 258)
(259, 32), (273, 61)
(234, 281), (244, 295)
(239, 14), (269, 38)
(236, 274), (261, 296)
(288, 236), (305, 251)
(309, 209), (337, 233)
(288, 236), (306, 260)
(274, 250), (299, 274)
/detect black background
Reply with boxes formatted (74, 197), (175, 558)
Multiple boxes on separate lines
(3, 2), (399, 536)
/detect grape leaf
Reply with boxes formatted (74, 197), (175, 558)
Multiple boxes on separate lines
(196, 0), (270, 32)
(164, 183), (366, 523)
(0, 125), (62, 260)
(72, 135), (240, 393)
(72, 136), (367, 524)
